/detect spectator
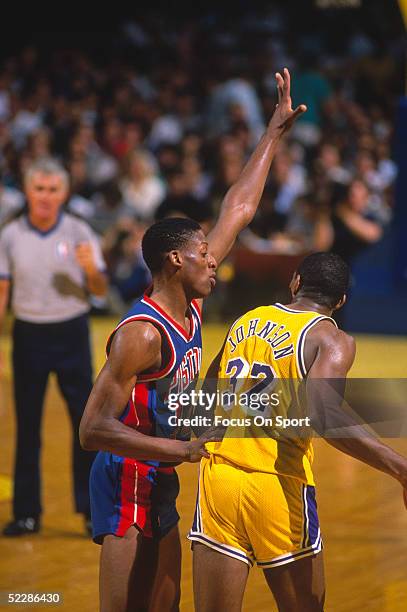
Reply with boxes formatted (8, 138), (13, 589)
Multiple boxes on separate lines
(181, 156), (212, 201)
(331, 178), (383, 264)
(206, 64), (265, 143)
(0, 175), (25, 225)
(74, 124), (118, 187)
(0, 9), (401, 319)
(119, 149), (165, 221)
(286, 195), (333, 253)
(290, 50), (333, 147)
(315, 143), (352, 186)
(10, 92), (44, 151)
(104, 219), (151, 311)
(265, 147), (307, 228)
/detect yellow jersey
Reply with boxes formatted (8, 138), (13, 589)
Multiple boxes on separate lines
(207, 303), (337, 485)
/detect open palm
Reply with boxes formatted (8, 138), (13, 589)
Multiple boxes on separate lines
(268, 67), (307, 134)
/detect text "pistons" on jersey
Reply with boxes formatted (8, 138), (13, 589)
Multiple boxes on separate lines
(169, 346), (202, 394)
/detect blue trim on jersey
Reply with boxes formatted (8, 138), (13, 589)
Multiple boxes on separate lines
(113, 295), (202, 445)
(306, 486), (319, 546)
(274, 303), (306, 314)
(297, 315), (333, 378)
(189, 533), (254, 566)
(0, 273), (11, 280)
(256, 535), (322, 567)
(25, 211), (64, 237)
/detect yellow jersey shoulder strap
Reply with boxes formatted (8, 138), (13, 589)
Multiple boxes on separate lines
(273, 304), (337, 378)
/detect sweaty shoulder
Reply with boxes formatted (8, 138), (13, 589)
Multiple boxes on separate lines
(108, 320), (162, 376)
(304, 319), (355, 375)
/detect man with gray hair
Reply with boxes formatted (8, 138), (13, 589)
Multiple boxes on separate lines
(0, 157), (107, 536)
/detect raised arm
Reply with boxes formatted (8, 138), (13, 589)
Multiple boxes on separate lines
(207, 68), (306, 265)
(306, 324), (407, 509)
(79, 321), (216, 462)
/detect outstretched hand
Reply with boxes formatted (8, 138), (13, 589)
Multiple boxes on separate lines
(184, 426), (225, 463)
(268, 67), (307, 135)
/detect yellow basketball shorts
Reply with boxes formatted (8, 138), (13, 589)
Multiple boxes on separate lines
(188, 455), (322, 568)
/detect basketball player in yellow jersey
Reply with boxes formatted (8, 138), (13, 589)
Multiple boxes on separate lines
(189, 252), (407, 612)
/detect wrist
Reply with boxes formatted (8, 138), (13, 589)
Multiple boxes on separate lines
(384, 451), (407, 484)
(393, 461), (407, 486)
(266, 124), (284, 140)
(183, 441), (192, 462)
(83, 265), (99, 278)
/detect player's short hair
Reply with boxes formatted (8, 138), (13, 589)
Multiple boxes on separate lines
(296, 252), (349, 308)
(142, 217), (202, 273)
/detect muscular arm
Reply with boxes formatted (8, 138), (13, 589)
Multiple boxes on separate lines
(306, 324), (407, 507)
(79, 321), (210, 462)
(207, 69), (306, 266)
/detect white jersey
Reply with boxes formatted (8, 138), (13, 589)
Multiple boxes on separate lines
(0, 212), (106, 323)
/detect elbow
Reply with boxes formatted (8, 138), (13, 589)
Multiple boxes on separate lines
(224, 197), (253, 228)
(368, 227), (382, 243)
(79, 423), (97, 451)
(360, 223), (382, 244)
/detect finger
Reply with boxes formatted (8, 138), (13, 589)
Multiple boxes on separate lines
(275, 72), (283, 103)
(200, 449), (210, 459)
(207, 437), (223, 444)
(291, 104), (307, 121)
(204, 429), (225, 440)
(283, 67), (290, 96)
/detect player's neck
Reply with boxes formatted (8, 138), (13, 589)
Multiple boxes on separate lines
(288, 297), (333, 317)
(149, 280), (191, 329)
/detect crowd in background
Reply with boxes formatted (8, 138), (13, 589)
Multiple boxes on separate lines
(0, 4), (403, 313)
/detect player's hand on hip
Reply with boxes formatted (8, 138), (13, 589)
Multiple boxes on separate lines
(268, 67), (307, 135)
(75, 242), (97, 276)
(184, 427), (225, 462)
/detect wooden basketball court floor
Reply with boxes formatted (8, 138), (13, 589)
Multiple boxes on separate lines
(0, 317), (406, 611)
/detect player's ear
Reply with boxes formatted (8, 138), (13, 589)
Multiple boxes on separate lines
(290, 273), (301, 296)
(168, 250), (183, 269)
(334, 294), (347, 310)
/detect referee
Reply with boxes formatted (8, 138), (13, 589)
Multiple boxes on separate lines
(0, 158), (107, 536)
